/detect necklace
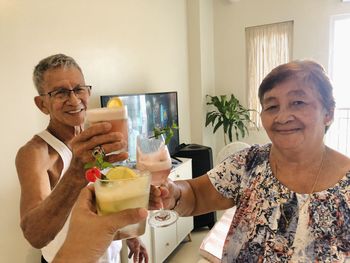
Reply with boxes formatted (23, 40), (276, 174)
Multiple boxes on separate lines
(274, 148), (326, 228)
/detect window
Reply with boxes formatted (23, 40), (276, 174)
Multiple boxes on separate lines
(246, 21), (293, 127)
(325, 15), (350, 156)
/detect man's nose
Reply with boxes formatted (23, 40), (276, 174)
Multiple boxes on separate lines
(67, 90), (81, 103)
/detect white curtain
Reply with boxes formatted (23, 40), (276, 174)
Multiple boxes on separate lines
(246, 21), (293, 127)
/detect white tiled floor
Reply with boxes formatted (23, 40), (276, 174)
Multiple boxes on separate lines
(164, 228), (210, 263)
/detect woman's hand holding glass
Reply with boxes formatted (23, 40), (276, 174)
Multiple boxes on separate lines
(136, 134), (178, 227)
(148, 181), (179, 211)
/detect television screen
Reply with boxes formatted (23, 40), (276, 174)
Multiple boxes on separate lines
(100, 91), (179, 161)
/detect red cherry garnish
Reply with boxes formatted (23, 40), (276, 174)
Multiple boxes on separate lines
(85, 167), (102, 182)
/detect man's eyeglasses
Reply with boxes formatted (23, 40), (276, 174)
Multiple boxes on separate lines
(40, 85), (92, 101)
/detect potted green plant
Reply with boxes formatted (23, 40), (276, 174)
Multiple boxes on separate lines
(205, 94), (257, 145)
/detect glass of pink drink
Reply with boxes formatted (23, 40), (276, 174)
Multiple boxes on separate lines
(86, 106), (128, 154)
(136, 134), (178, 227)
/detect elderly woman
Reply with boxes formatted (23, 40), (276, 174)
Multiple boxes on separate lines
(152, 60), (350, 262)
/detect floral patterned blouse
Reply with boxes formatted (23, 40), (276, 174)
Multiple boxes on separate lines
(207, 144), (350, 263)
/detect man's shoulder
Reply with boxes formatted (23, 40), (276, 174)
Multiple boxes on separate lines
(16, 135), (50, 161)
(22, 134), (49, 150)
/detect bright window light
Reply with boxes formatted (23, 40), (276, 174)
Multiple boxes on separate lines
(326, 15), (350, 156)
(330, 16), (350, 108)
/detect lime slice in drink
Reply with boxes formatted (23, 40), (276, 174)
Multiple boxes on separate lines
(107, 97), (123, 108)
(106, 166), (138, 180)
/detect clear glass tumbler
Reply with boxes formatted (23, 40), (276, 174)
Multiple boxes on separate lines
(94, 168), (151, 239)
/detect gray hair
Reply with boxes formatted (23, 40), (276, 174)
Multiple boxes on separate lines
(258, 60), (335, 132)
(258, 60), (335, 113)
(33, 54), (83, 94)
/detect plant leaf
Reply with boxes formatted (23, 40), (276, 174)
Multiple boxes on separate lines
(84, 162), (95, 169)
(152, 122), (178, 145)
(205, 93), (257, 141)
(101, 162), (114, 169)
(228, 123), (233, 142)
(213, 120), (223, 133)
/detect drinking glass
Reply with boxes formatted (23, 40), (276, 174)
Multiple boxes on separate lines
(136, 134), (178, 227)
(86, 107), (129, 155)
(94, 168), (151, 239)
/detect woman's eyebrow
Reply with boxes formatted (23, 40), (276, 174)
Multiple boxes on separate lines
(287, 89), (307, 98)
(262, 96), (277, 105)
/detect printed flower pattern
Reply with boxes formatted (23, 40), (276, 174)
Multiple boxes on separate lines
(208, 144), (350, 262)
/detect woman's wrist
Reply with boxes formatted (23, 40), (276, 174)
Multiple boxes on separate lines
(53, 239), (97, 263)
(53, 243), (85, 263)
(171, 185), (182, 211)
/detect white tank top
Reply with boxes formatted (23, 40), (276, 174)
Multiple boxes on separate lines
(37, 130), (122, 262)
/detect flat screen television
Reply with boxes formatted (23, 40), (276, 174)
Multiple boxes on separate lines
(100, 91), (179, 161)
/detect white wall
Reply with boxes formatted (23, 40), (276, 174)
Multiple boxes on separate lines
(187, 0), (216, 149)
(212, 0), (350, 152)
(0, 1), (190, 262)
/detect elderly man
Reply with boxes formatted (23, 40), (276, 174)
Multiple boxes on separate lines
(16, 54), (148, 263)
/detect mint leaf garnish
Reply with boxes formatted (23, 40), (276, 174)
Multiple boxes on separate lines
(152, 122), (178, 145)
(84, 151), (113, 174)
(101, 161), (114, 169)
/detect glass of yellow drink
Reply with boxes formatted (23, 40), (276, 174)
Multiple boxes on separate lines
(94, 167), (151, 240)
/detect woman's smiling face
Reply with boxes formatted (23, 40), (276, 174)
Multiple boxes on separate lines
(260, 80), (332, 151)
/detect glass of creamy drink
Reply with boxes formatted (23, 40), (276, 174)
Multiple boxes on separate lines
(86, 98), (128, 155)
(136, 134), (178, 228)
(94, 167), (151, 240)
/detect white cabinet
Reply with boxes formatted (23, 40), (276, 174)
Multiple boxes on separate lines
(121, 158), (193, 263)
(151, 222), (178, 262)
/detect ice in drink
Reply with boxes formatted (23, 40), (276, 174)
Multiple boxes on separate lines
(95, 168), (151, 240)
(86, 107), (128, 153)
(136, 143), (172, 185)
